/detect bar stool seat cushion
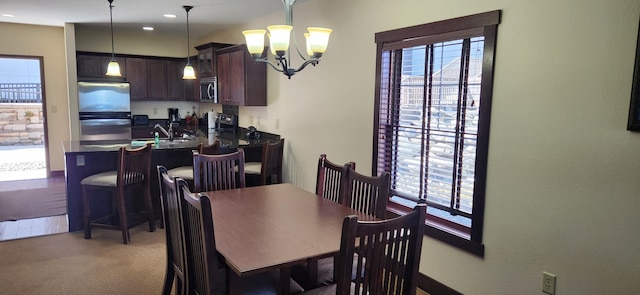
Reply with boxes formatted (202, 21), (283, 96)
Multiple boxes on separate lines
(168, 166), (193, 180)
(244, 162), (262, 175)
(81, 171), (118, 187)
(81, 171), (146, 187)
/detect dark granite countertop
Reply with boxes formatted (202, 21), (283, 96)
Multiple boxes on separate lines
(63, 126), (280, 154)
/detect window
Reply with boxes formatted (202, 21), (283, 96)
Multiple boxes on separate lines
(373, 11), (501, 256)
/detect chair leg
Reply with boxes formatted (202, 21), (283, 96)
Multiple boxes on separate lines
(81, 185), (91, 240)
(115, 190), (130, 244)
(176, 276), (185, 295)
(162, 267), (175, 295)
(144, 186), (156, 232)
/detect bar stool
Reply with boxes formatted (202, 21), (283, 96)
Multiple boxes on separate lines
(167, 141), (220, 184)
(244, 138), (285, 186)
(81, 144), (155, 244)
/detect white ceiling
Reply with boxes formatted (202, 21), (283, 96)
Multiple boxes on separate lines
(0, 0), (299, 38)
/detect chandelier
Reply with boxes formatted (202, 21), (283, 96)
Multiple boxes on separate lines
(242, 0), (332, 79)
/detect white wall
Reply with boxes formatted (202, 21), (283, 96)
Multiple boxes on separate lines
(200, 0), (640, 293)
(0, 23), (70, 172)
(75, 25), (189, 57)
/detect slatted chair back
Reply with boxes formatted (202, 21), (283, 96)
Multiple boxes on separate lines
(315, 154), (355, 204)
(335, 204), (427, 295)
(343, 167), (390, 219)
(118, 143), (153, 190)
(158, 166), (187, 295)
(193, 149), (246, 192)
(178, 179), (226, 295)
(259, 138), (285, 185)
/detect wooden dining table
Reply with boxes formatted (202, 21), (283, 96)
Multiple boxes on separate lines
(200, 183), (375, 294)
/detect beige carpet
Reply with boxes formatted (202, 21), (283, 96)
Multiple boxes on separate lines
(0, 225), (166, 295)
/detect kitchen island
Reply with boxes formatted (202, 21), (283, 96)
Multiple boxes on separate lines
(63, 130), (279, 232)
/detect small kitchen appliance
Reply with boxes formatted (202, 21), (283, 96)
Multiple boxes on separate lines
(216, 113), (238, 133)
(200, 77), (218, 102)
(168, 108), (180, 125)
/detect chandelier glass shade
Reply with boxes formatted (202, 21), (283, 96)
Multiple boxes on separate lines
(105, 0), (121, 77)
(242, 0), (332, 79)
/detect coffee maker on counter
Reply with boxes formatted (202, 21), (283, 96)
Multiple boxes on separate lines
(168, 108), (180, 125)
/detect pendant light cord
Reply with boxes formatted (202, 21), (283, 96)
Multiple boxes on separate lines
(108, 0), (115, 60)
(184, 6), (193, 65)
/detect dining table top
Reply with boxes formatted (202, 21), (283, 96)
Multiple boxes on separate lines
(201, 182), (376, 278)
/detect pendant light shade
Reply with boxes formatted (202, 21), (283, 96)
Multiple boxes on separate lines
(106, 60), (121, 76)
(105, 0), (121, 77)
(183, 64), (196, 80)
(182, 5), (196, 80)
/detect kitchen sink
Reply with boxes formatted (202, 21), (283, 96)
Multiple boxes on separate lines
(132, 138), (194, 144)
(158, 138), (192, 143)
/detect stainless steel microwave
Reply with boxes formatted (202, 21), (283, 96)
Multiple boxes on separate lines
(200, 76), (218, 103)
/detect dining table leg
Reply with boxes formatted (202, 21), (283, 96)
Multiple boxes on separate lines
(307, 258), (319, 289)
(279, 267), (291, 295)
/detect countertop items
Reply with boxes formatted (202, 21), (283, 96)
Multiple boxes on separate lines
(64, 129), (279, 153)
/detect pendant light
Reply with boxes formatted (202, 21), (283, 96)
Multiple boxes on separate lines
(105, 0), (121, 77)
(182, 5), (196, 80)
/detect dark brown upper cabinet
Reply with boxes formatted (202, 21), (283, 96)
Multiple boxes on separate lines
(216, 44), (266, 106)
(195, 42), (234, 78)
(77, 53), (126, 79)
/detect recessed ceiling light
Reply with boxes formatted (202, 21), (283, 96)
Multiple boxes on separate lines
(142, 26), (154, 31)
(2, 14), (15, 18)
(163, 14), (177, 18)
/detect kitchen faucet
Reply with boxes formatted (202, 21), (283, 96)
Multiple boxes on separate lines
(154, 123), (173, 141)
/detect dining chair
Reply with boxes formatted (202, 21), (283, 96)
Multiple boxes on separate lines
(81, 143), (155, 244)
(299, 166), (391, 289)
(244, 138), (285, 186)
(292, 154), (357, 288)
(158, 166), (187, 295)
(303, 204), (427, 295)
(167, 141), (220, 183)
(177, 178), (305, 295)
(193, 149), (246, 193)
(315, 154), (355, 204)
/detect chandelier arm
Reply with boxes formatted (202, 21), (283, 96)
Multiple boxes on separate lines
(289, 29), (308, 62)
(290, 59), (319, 74)
(252, 58), (286, 73)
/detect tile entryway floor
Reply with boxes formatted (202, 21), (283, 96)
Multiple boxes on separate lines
(0, 145), (46, 181)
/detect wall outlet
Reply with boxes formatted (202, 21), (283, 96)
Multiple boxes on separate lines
(275, 119), (280, 129)
(543, 272), (556, 294)
(249, 116), (254, 125)
(76, 155), (85, 167)
(153, 107), (158, 115)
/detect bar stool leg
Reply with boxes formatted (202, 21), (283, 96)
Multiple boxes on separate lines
(115, 188), (130, 244)
(81, 185), (91, 239)
(144, 186), (156, 232)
